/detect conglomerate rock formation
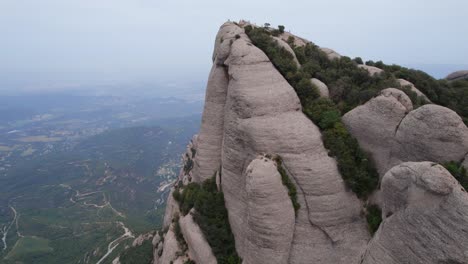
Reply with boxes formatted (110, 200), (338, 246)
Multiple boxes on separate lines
(361, 162), (468, 264)
(150, 21), (468, 264)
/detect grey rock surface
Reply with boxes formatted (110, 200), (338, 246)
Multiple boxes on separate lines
(158, 226), (182, 264)
(216, 22), (369, 264)
(446, 70), (468, 81)
(358, 64), (383, 76)
(397, 78), (431, 102)
(243, 156), (295, 264)
(463, 154), (468, 170)
(320, 47), (342, 60)
(343, 89), (412, 175)
(361, 162), (468, 264)
(179, 211), (217, 264)
(344, 91), (468, 177)
(279, 31), (309, 47)
(273, 36), (300, 67)
(192, 62), (228, 182)
(392, 104), (468, 166)
(162, 188), (180, 229)
(310, 78), (329, 98)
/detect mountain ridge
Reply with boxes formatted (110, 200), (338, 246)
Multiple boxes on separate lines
(120, 21), (468, 264)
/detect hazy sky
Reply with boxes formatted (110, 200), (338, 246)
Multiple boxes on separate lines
(1, 0), (467, 95)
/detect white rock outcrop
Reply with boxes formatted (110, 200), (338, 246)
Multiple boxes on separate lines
(358, 64), (383, 76)
(179, 211), (217, 264)
(163, 188), (180, 229)
(244, 156), (295, 264)
(392, 104), (468, 165)
(361, 162), (468, 264)
(204, 21), (369, 264)
(343, 89), (412, 176)
(158, 226), (184, 264)
(446, 70), (468, 81)
(310, 78), (329, 98)
(279, 31), (309, 47)
(157, 21), (468, 264)
(273, 36), (300, 67)
(320, 47), (342, 60)
(397, 78), (431, 102)
(344, 91), (468, 177)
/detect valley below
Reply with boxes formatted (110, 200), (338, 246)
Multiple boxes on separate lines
(0, 94), (201, 263)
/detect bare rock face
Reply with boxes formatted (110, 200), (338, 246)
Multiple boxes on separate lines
(380, 88), (413, 111)
(463, 154), (468, 170)
(244, 156), (295, 264)
(152, 233), (161, 247)
(358, 64), (383, 76)
(343, 89), (412, 175)
(163, 188), (180, 229)
(279, 31), (309, 47)
(310, 78), (329, 98)
(212, 22), (369, 264)
(132, 233), (153, 247)
(393, 104), (468, 166)
(179, 211), (217, 264)
(344, 90), (468, 177)
(397, 78), (431, 102)
(273, 36), (300, 67)
(446, 70), (468, 81)
(320, 47), (342, 60)
(361, 162), (468, 264)
(192, 63), (228, 182)
(158, 226), (184, 264)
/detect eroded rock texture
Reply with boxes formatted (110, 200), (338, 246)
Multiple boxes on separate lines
(158, 226), (184, 264)
(358, 64), (384, 76)
(446, 70), (468, 81)
(179, 211), (217, 264)
(361, 162), (468, 264)
(343, 88), (412, 175)
(156, 21), (468, 264)
(208, 22), (368, 264)
(163, 188), (180, 229)
(244, 156), (295, 264)
(397, 78), (431, 102)
(320, 47), (342, 60)
(272, 36), (300, 67)
(393, 105), (468, 166)
(310, 78), (329, 98)
(344, 91), (468, 177)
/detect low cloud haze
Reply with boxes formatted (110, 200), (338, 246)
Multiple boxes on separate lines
(1, 0), (467, 96)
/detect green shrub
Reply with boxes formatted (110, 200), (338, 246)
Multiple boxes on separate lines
(367, 61), (468, 124)
(245, 26), (319, 103)
(119, 240), (154, 264)
(443, 161), (468, 190)
(273, 156), (300, 214)
(183, 156), (194, 175)
(172, 178), (241, 264)
(246, 25), (379, 198)
(366, 204), (382, 235)
(278, 25), (285, 33)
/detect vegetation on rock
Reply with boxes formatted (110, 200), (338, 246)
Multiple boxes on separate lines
(119, 240), (154, 264)
(245, 26), (379, 199)
(443, 161), (468, 190)
(367, 61), (468, 124)
(173, 177), (241, 264)
(365, 204), (383, 235)
(273, 156), (300, 214)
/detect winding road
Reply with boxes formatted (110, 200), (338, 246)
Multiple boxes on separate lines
(96, 221), (134, 264)
(1, 205), (18, 251)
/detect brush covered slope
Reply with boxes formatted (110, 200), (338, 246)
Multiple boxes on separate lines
(122, 21), (468, 264)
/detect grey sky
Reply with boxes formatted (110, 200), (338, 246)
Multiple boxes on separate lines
(1, 0), (467, 95)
